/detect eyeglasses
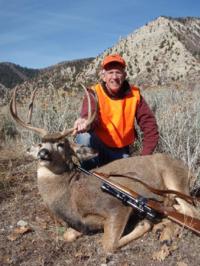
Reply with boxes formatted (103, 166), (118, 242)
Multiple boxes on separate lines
(105, 70), (124, 77)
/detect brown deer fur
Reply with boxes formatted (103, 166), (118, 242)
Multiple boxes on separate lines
(28, 139), (199, 252)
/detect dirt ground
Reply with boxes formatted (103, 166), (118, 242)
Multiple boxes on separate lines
(0, 146), (200, 266)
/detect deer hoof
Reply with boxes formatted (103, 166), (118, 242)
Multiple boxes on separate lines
(63, 227), (82, 242)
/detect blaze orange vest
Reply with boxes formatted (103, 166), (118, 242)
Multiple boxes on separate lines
(91, 83), (140, 148)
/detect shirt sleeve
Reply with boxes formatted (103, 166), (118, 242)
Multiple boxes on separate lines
(135, 96), (159, 155)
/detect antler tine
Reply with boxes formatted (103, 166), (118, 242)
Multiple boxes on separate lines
(61, 83), (97, 137)
(27, 87), (38, 124)
(10, 87), (48, 137)
(80, 83), (97, 127)
(13, 86), (18, 115)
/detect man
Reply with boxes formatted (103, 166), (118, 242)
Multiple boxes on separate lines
(73, 54), (159, 169)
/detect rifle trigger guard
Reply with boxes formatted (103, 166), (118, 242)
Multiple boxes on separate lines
(136, 196), (148, 208)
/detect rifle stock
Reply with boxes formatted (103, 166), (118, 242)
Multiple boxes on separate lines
(78, 167), (200, 235)
(147, 199), (200, 235)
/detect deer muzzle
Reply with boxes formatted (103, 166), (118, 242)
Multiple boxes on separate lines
(37, 148), (51, 161)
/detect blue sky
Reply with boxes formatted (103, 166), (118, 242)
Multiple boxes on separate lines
(0, 0), (199, 69)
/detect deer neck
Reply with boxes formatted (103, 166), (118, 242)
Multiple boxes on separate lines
(37, 162), (78, 206)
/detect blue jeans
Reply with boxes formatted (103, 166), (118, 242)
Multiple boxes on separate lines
(76, 132), (130, 170)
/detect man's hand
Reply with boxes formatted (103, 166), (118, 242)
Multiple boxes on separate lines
(73, 118), (89, 135)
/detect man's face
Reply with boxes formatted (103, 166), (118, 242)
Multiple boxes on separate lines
(102, 63), (126, 95)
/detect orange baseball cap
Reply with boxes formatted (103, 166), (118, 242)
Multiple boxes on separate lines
(101, 54), (126, 68)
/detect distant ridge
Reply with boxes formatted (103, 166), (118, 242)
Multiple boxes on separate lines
(0, 62), (40, 88)
(0, 57), (95, 90)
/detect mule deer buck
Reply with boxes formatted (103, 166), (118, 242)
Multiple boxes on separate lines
(10, 85), (199, 252)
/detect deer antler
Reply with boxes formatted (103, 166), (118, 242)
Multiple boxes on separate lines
(10, 84), (97, 140)
(10, 86), (48, 137)
(61, 84), (97, 137)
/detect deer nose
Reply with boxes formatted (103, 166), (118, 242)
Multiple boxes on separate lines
(37, 148), (51, 161)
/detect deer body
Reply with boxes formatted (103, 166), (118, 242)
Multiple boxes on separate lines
(35, 148), (195, 252)
(37, 153), (189, 216)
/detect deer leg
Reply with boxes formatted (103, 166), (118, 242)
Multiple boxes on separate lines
(117, 219), (152, 249)
(153, 218), (179, 245)
(102, 208), (132, 252)
(102, 208), (152, 252)
(173, 198), (200, 218)
(63, 227), (82, 242)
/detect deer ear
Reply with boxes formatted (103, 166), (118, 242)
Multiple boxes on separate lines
(27, 143), (41, 159)
(70, 142), (98, 162)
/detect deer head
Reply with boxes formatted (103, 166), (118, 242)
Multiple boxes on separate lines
(10, 85), (98, 173)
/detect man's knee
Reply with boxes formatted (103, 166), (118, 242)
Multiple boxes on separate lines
(122, 153), (130, 159)
(76, 133), (92, 147)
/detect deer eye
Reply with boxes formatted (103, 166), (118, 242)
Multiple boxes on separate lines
(57, 143), (64, 151)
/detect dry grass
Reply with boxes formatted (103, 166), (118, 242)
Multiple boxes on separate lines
(1, 87), (82, 147)
(143, 87), (200, 181)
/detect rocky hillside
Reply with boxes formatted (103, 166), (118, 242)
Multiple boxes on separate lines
(38, 57), (94, 90)
(78, 16), (200, 89)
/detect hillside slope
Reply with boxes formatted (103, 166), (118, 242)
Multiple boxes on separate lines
(0, 62), (40, 88)
(78, 16), (200, 89)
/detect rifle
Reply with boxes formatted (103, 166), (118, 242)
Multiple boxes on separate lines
(78, 166), (200, 235)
